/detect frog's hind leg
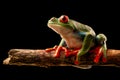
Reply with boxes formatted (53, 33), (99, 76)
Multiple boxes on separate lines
(94, 33), (107, 63)
(93, 46), (104, 63)
(75, 33), (95, 65)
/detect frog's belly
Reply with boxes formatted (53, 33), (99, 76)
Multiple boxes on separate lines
(61, 32), (83, 49)
(65, 38), (82, 49)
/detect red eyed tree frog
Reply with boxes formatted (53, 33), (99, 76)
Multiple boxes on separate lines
(46, 15), (107, 65)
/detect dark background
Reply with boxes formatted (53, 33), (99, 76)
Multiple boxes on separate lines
(0, 0), (120, 80)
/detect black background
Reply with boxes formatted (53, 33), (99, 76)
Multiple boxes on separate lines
(0, 0), (120, 80)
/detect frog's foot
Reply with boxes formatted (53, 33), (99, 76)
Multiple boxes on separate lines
(56, 46), (75, 58)
(61, 47), (70, 57)
(46, 45), (70, 58)
(46, 46), (69, 58)
(66, 48), (81, 65)
(45, 45), (62, 58)
(93, 46), (102, 63)
(65, 48), (80, 57)
(93, 46), (107, 63)
(94, 54), (102, 63)
(54, 46), (63, 58)
(74, 56), (80, 65)
(102, 57), (107, 63)
(94, 54), (107, 63)
(54, 46), (79, 58)
(46, 46), (81, 59)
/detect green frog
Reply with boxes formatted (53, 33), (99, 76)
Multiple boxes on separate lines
(46, 15), (107, 65)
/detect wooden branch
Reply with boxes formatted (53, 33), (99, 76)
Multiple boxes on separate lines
(3, 49), (120, 69)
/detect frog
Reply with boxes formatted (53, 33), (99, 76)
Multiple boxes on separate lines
(46, 15), (107, 65)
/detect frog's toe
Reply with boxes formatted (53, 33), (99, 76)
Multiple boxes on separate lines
(45, 45), (58, 52)
(94, 56), (99, 63)
(45, 48), (54, 52)
(102, 57), (107, 63)
(74, 60), (80, 65)
(54, 53), (61, 58)
(54, 46), (62, 58)
(61, 47), (70, 57)
(74, 56), (80, 65)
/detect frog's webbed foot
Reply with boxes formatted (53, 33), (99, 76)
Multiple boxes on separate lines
(54, 47), (80, 58)
(74, 60), (80, 65)
(74, 56), (80, 65)
(45, 45), (62, 58)
(46, 46), (80, 58)
(45, 45), (70, 58)
(65, 48), (80, 65)
(93, 46), (103, 63)
(93, 46), (107, 63)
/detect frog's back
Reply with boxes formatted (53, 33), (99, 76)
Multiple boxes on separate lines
(72, 20), (96, 36)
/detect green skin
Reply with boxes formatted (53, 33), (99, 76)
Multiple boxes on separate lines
(47, 15), (107, 64)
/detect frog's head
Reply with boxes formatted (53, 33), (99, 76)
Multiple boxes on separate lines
(48, 15), (75, 35)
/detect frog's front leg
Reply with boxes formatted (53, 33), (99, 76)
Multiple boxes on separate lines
(46, 39), (70, 58)
(53, 39), (69, 58)
(74, 32), (95, 65)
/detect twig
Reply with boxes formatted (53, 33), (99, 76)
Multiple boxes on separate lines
(3, 49), (120, 69)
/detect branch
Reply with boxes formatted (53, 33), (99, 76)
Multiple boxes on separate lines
(3, 49), (120, 69)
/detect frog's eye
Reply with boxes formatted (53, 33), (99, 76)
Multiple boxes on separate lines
(59, 15), (69, 23)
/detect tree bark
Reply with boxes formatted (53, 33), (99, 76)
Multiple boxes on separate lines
(3, 49), (120, 69)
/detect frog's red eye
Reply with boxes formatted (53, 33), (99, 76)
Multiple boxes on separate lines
(59, 15), (69, 23)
